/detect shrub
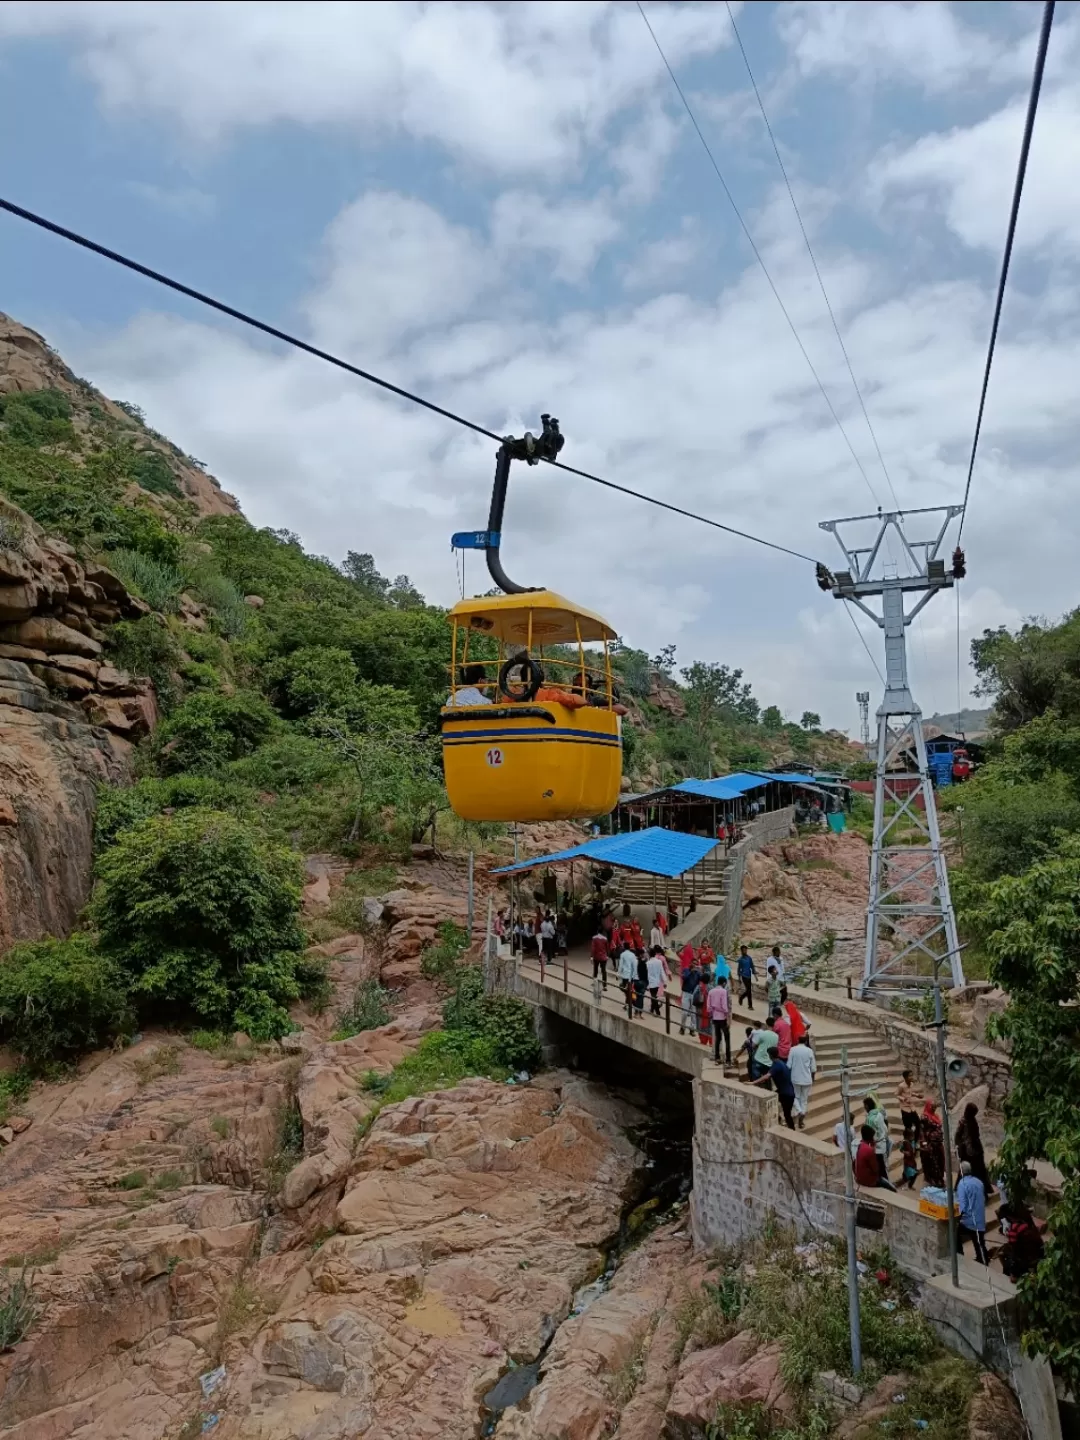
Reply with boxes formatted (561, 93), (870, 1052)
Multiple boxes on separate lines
(153, 691), (277, 775)
(95, 774), (244, 851)
(0, 388), (74, 447)
(129, 448), (182, 498)
(104, 548), (185, 614)
(442, 966), (541, 1072)
(91, 807), (309, 1039)
(106, 615), (183, 713)
(0, 934), (133, 1064)
(335, 980), (391, 1039)
(420, 920), (470, 981)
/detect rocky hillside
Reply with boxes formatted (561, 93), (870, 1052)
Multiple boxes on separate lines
(1, 313), (238, 518)
(0, 497), (153, 949)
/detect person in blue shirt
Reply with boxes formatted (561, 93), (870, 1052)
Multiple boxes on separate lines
(736, 946), (756, 1009)
(956, 1161), (989, 1264)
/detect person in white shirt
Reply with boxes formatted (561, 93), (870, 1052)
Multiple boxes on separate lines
(617, 946), (637, 999)
(446, 663), (493, 707)
(649, 920), (664, 950)
(769, 945), (786, 983)
(788, 1039), (817, 1130)
(539, 914), (556, 964)
(834, 1119), (859, 1158)
(645, 949), (668, 1014)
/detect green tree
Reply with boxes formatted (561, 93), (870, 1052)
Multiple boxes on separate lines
(679, 661), (760, 774)
(800, 711), (821, 731)
(153, 691), (277, 775)
(972, 611), (1080, 732)
(91, 808), (311, 1038)
(761, 705), (784, 732)
(959, 836), (1080, 1388)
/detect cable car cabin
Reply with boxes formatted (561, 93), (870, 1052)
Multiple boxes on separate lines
(440, 590), (622, 823)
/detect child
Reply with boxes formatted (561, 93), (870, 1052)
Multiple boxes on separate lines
(901, 1127), (919, 1190)
(739, 1026), (755, 1079)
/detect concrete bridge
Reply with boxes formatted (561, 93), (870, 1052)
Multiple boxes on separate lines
(506, 923), (1055, 1431)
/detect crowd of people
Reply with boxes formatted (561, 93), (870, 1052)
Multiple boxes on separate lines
(513, 903), (1045, 1280)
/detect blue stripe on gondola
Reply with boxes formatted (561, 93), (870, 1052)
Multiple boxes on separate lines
(441, 725), (619, 742)
(443, 732), (620, 747)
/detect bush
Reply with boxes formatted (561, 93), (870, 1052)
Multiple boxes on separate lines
(106, 616), (183, 713)
(335, 980), (391, 1039)
(0, 934), (133, 1064)
(442, 965), (541, 1072)
(91, 807), (309, 1039)
(153, 690), (277, 775)
(129, 448), (182, 498)
(104, 548), (185, 613)
(95, 774), (244, 851)
(0, 1266), (37, 1351)
(420, 920), (470, 981)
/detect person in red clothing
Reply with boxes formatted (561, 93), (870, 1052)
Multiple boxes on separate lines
(679, 942), (696, 975)
(779, 987), (808, 1046)
(589, 929), (610, 991)
(655, 909), (668, 938)
(630, 917), (645, 950)
(855, 1124), (897, 1190)
(771, 1005), (792, 1060)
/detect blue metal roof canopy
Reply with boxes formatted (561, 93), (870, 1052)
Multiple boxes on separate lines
(633, 771), (824, 804)
(491, 826), (720, 879)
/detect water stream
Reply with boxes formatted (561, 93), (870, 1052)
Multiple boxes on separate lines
(477, 1079), (693, 1435)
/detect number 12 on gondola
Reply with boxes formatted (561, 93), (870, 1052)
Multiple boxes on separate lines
(485, 747), (504, 769)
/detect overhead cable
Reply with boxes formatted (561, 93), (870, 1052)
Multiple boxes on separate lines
(957, 0), (1055, 541)
(723, 0), (900, 512)
(0, 194), (819, 566)
(636, 0), (881, 507)
(843, 604), (885, 687)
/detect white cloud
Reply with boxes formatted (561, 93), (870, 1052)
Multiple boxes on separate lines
(778, 1), (1010, 92)
(873, 89), (1080, 255)
(490, 192), (620, 284)
(53, 168), (1080, 731)
(0, 0), (731, 174)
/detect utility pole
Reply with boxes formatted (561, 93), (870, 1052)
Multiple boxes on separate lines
(839, 1046), (863, 1376)
(856, 691), (870, 759)
(818, 507), (966, 995)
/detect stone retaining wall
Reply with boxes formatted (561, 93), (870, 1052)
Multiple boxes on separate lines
(703, 805), (796, 956)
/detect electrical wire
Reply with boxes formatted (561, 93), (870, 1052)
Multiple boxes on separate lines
(0, 193), (820, 567)
(957, 0), (1055, 542)
(636, 0), (881, 508)
(723, 0), (900, 513)
(843, 604), (885, 687)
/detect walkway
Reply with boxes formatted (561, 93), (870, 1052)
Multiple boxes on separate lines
(517, 942), (905, 1156)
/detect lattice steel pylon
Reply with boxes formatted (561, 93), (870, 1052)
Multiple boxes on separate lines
(819, 507), (966, 995)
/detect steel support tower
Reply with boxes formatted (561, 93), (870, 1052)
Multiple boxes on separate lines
(856, 691), (871, 758)
(820, 507), (965, 994)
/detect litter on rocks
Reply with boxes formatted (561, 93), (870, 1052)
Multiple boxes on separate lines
(199, 1366), (227, 1399)
(891, 1392), (906, 1404)
(201, 1415), (221, 1434)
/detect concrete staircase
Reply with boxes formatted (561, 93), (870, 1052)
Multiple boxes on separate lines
(613, 850), (732, 908)
(800, 1029), (905, 1149)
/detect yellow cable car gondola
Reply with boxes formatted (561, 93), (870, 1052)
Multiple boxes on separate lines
(440, 416), (623, 823)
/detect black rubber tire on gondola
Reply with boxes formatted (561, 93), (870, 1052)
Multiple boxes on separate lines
(498, 655), (543, 702)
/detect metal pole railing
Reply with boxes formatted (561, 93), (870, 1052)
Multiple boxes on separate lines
(840, 1047), (863, 1375)
(665, 994), (671, 1034)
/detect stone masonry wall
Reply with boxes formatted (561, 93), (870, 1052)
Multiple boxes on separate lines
(786, 985), (1012, 1109)
(692, 1071), (952, 1278)
(699, 805), (796, 957)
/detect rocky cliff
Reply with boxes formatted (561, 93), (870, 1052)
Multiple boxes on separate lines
(0, 497), (155, 950)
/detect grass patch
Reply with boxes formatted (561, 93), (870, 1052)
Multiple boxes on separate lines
(0, 1266), (36, 1351)
(210, 1115), (230, 1139)
(419, 920), (470, 982)
(212, 1274), (271, 1363)
(152, 1169), (185, 1193)
(0, 1069), (32, 1126)
(608, 1330), (649, 1410)
(264, 1094), (304, 1193)
(116, 1170), (148, 1191)
(333, 979), (391, 1039)
(130, 1043), (183, 1086)
(325, 866), (397, 932)
(187, 1030), (262, 1065)
(874, 1354), (980, 1439)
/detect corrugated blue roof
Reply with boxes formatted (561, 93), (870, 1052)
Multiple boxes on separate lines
(671, 773), (767, 800)
(491, 826), (720, 879)
(757, 771), (819, 786)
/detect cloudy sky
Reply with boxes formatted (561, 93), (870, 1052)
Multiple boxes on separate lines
(1, 0), (1076, 733)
